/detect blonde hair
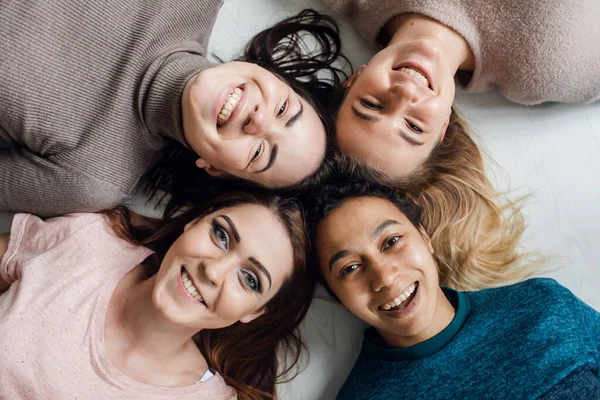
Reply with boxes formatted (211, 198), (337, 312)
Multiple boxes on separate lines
(335, 108), (542, 290)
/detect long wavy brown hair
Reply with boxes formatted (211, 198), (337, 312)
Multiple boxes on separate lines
(332, 107), (541, 290)
(105, 190), (314, 400)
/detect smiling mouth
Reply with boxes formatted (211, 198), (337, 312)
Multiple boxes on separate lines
(378, 282), (418, 312)
(394, 66), (432, 90)
(181, 267), (206, 305)
(217, 86), (243, 127)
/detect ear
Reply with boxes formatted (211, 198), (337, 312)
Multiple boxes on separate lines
(343, 64), (366, 88)
(239, 307), (267, 324)
(195, 158), (225, 177)
(418, 224), (434, 254)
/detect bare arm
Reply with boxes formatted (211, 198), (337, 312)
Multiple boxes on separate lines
(0, 232), (10, 293)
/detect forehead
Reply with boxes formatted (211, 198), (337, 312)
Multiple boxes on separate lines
(317, 197), (411, 250)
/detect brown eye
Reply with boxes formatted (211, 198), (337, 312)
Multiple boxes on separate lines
(382, 235), (400, 250)
(407, 121), (423, 133)
(359, 98), (382, 110)
(278, 98), (289, 116)
(341, 264), (360, 276)
(251, 142), (263, 162)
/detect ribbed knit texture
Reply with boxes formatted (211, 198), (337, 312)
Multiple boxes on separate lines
(322, 0), (600, 105)
(337, 279), (600, 399)
(0, 0), (221, 216)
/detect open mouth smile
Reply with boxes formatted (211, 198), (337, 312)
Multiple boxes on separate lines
(217, 86), (244, 127)
(393, 65), (433, 90)
(180, 267), (206, 306)
(378, 282), (418, 312)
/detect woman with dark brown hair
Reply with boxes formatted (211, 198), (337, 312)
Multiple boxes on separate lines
(0, 190), (314, 400)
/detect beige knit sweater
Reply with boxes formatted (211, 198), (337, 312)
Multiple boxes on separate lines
(322, 0), (600, 105)
(0, 0), (221, 216)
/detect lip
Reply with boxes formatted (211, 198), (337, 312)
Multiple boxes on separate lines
(215, 85), (246, 129)
(177, 267), (207, 308)
(393, 62), (435, 92)
(377, 282), (420, 318)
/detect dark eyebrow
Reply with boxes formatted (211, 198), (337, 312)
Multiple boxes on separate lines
(328, 250), (351, 272)
(220, 215), (240, 243)
(351, 105), (380, 122)
(257, 144), (278, 174)
(373, 219), (401, 238)
(286, 101), (303, 127)
(249, 257), (272, 290)
(398, 130), (424, 146)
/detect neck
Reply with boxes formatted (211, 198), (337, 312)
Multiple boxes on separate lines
(385, 13), (474, 72)
(381, 287), (456, 348)
(119, 271), (200, 358)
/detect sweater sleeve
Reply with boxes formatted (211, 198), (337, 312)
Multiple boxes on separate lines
(0, 147), (130, 217)
(577, 298), (600, 372)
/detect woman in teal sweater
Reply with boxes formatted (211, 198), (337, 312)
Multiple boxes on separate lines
(310, 180), (600, 399)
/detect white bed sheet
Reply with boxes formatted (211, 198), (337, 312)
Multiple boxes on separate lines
(1, 0), (598, 399)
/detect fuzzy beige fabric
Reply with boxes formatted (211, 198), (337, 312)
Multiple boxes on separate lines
(323, 0), (600, 105)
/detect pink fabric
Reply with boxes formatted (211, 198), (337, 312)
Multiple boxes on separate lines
(0, 213), (236, 399)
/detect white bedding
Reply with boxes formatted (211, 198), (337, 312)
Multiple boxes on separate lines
(1, 0), (598, 399)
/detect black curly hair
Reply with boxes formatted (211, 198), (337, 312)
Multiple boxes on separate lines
(306, 173), (424, 299)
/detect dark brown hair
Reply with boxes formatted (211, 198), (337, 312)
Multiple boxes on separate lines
(105, 189), (314, 400)
(141, 9), (349, 217)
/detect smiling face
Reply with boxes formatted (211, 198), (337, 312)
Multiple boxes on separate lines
(336, 39), (455, 178)
(182, 61), (327, 188)
(315, 196), (454, 348)
(152, 203), (294, 331)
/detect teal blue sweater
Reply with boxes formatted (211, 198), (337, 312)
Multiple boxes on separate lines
(337, 278), (600, 399)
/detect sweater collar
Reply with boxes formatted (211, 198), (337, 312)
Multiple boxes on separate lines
(362, 287), (470, 361)
(138, 46), (214, 149)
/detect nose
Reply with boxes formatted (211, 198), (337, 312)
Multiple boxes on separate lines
(370, 257), (400, 292)
(243, 105), (272, 136)
(388, 81), (420, 109)
(202, 256), (235, 288)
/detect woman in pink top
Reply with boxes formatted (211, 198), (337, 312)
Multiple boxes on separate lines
(0, 190), (313, 400)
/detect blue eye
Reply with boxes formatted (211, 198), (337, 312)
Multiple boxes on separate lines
(341, 264), (360, 276)
(359, 98), (382, 110)
(241, 270), (260, 292)
(383, 236), (400, 250)
(278, 98), (288, 116)
(212, 222), (229, 250)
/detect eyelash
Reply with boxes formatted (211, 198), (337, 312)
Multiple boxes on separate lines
(407, 121), (423, 133)
(240, 270), (261, 292)
(211, 221), (229, 250)
(211, 221), (262, 292)
(278, 98), (289, 116)
(359, 98), (382, 110)
(338, 235), (402, 277)
(251, 142), (264, 162)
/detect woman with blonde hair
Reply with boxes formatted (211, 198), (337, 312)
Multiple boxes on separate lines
(0, 189), (314, 400)
(318, 0), (598, 288)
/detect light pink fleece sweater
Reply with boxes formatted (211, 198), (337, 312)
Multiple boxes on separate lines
(323, 0), (600, 105)
(0, 213), (236, 399)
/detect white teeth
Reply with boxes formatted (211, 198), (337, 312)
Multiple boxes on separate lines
(217, 87), (243, 126)
(380, 283), (417, 311)
(399, 67), (429, 88)
(181, 270), (204, 304)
